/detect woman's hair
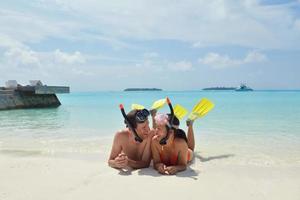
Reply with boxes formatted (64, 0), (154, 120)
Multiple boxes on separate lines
(154, 113), (169, 126)
(174, 128), (188, 143)
(167, 114), (187, 143)
(155, 113), (187, 143)
(167, 113), (180, 126)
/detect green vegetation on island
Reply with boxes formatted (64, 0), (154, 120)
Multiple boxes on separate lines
(124, 88), (162, 91)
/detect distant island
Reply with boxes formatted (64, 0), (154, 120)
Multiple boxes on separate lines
(124, 88), (162, 91)
(203, 84), (253, 91)
(203, 87), (236, 91)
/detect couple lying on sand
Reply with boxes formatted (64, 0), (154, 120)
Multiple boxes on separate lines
(108, 98), (213, 175)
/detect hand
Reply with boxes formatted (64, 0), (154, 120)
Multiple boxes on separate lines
(186, 119), (194, 127)
(148, 129), (155, 138)
(153, 135), (160, 140)
(157, 163), (167, 174)
(114, 153), (128, 169)
(164, 166), (178, 175)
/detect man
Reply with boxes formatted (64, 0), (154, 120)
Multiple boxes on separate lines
(108, 109), (154, 169)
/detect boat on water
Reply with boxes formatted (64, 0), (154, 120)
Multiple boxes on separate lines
(235, 84), (253, 91)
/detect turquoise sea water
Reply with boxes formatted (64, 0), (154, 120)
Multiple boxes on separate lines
(0, 90), (300, 162)
(0, 90), (299, 138)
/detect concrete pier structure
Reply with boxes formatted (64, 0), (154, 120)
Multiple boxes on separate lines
(0, 80), (69, 110)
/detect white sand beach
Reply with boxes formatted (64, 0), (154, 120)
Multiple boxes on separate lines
(1, 0), (300, 198)
(1, 136), (299, 200)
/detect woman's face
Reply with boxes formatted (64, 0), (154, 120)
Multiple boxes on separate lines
(136, 119), (150, 139)
(155, 124), (167, 138)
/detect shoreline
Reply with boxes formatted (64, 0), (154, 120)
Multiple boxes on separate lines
(1, 133), (299, 164)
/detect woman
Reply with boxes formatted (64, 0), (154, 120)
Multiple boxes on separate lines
(151, 113), (195, 175)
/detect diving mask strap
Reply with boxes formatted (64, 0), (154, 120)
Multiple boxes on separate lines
(119, 104), (143, 143)
(159, 97), (174, 145)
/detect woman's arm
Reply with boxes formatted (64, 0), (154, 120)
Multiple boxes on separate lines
(151, 138), (167, 174)
(186, 120), (195, 151)
(164, 139), (188, 175)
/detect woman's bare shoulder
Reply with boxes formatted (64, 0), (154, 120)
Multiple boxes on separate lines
(174, 138), (188, 149)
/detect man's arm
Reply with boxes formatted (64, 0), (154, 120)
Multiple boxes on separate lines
(127, 159), (149, 169)
(108, 132), (127, 169)
(127, 133), (153, 169)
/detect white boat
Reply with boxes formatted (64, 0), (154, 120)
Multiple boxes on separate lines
(235, 84), (253, 91)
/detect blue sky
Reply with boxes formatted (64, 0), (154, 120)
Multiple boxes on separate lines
(0, 0), (299, 91)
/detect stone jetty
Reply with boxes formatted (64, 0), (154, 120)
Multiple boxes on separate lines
(0, 80), (69, 110)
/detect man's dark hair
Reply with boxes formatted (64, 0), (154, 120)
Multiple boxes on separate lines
(125, 110), (138, 129)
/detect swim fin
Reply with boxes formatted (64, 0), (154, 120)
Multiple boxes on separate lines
(151, 98), (166, 110)
(131, 104), (145, 110)
(174, 104), (188, 120)
(188, 98), (214, 121)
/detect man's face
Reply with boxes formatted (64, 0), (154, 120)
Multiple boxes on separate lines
(136, 119), (150, 139)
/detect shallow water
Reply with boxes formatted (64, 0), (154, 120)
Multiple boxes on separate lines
(0, 90), (299, 165)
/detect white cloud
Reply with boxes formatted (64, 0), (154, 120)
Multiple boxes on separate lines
(0, 41), (87, 85)
(0, 8), (82, 44)
(168, 61), (193, 71)
(135, 55), (193, 72)
(4, 47), (40, 67)
(0, 35), (25, 49)
(199, 53), (242, 69)
(0, 1), (299, 50)
(2, 45), (86, 67)
(244, 51), (267, 63)
(199, 51), (267, 69)
(71, 68), (93, 76)
(0, 0), (299, 90)
(293, 19), (300, 32)
(143, 52), (159, 59)
(54, 49), (86, 65)
(29, 0), (300, 50)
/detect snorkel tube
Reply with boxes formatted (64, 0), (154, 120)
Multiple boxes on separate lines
(119, 104), (143, 143)
(159, 97), (175, 145)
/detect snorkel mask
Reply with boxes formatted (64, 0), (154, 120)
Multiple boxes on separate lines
(159, 97), (175, 145)
(135, 109), (150, 123)
(119, 104), (149, 143)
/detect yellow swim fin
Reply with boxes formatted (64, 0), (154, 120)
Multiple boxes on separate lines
(151, 98), (166, 110)
(174, 104), (188, 120)
(188, 98), (214, 121)
(131, 104), (145, 110)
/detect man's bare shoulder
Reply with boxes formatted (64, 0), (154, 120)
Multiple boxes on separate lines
(114, 129), (130, 140)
